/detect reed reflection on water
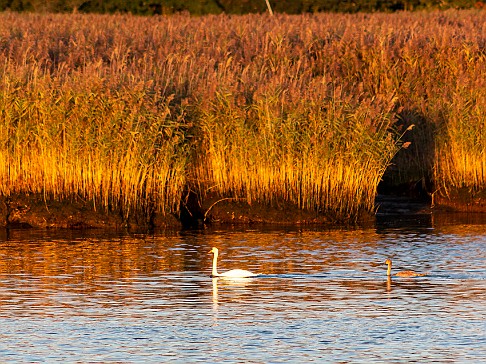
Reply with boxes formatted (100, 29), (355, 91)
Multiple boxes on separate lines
(0, 216), (484, 362)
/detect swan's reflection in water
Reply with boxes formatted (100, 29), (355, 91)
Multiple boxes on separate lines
(211, 276), (256, 312)
(212, 277), (218, 310)
(211, 276), (257, 327)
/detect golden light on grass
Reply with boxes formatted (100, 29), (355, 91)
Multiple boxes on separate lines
(0, 74), (188, 218)
(0, 10), (484, 222)
(434, 87), (486, 194)
(194, 90), (402, 221)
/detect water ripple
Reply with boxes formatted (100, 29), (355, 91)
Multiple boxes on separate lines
(0, 223), (485, 362)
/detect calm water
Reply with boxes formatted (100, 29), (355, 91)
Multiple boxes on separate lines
(0, 214), (485, 363)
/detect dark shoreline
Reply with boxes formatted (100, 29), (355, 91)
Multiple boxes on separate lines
(1, 191), (484, 231)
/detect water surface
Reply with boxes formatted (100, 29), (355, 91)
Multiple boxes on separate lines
(0, 215), (485, 362)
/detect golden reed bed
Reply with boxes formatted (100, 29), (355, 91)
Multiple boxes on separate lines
(0, 10), (485, 226)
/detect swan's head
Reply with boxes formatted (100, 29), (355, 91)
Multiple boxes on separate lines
(210, 247), (219, 255)
(385, 258), (392, 266)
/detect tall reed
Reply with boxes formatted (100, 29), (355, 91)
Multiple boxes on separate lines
(434, 86), (486, 194)
(195, 88), (401, 221)
(0, 10), (484, 222)
(0, 71), (188, 218)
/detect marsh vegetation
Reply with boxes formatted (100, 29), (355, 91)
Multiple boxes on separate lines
(0, 10), (485, 226)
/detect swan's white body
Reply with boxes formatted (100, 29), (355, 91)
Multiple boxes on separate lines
(210, 247), (257, 278)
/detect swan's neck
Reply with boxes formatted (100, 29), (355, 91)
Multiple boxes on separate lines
(386, 262), (392, 276)
(212, 251), (219, 277)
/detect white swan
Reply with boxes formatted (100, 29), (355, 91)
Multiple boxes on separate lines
(209, 247), (257, 278)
